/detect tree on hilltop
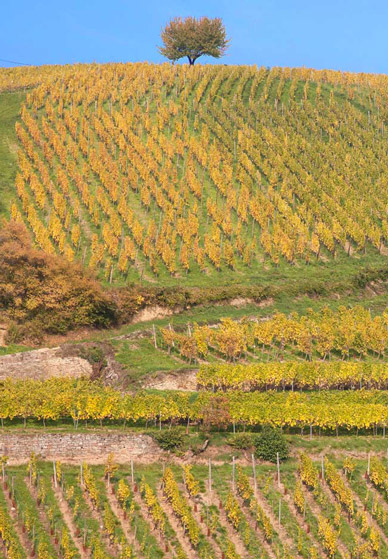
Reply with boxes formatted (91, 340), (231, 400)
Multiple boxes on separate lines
(159, 16), (229, 65)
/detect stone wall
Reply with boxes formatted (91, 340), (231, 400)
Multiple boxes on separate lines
(0, 347), (92, 380)
(0, 432), (161, 464)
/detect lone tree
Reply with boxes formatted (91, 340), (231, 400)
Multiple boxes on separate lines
(159, 16), (229, 66)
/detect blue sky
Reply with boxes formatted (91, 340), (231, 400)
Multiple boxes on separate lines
(1, 0), (387, 73)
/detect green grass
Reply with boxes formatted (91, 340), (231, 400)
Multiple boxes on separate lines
(113, 337), (186, 383)
(0, 344), (30, 356)
(0, 91), (24, 216)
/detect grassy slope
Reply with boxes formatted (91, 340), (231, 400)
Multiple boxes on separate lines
(0, 78), (388, 383)
(0, 91), (24, 216)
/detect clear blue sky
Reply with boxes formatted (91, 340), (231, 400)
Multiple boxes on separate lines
(1, 0), (387, 73)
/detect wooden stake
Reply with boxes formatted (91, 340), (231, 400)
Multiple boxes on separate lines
(278, 499), (281, 528)
(152, 324), (157, 349)
(53, 462), (57, 488)
(232, 456), (236, 493)
(277, 452), (281, 488)
(208, 459), (212, 502)
(131, 459), (134, 485)
(252, 454), (257, 496)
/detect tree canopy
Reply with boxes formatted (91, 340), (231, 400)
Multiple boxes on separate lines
(159, 16), (229, 65)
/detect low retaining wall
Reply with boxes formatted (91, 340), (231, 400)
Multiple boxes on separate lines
(0, 432), (161, 464)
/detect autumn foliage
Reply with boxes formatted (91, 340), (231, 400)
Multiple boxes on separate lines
(10, 63), (388, 280)
(0, 221), (116, 341)
(159, 16), (229, 65)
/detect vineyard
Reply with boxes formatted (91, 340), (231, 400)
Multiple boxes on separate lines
(3, 57), (388, 559)
(4, 62), (388, 284)
(0, 454), (388, 558)
(157, 306), (388, 363)
(3, 377), (388, 432)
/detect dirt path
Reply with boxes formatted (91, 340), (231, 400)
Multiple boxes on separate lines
(81, 485), (118, 557)
(26, 477), (62, 555)
(233, 491), (277, 559)
(298, 476), (349, 559)
(0, 481), (33, 556)
(200, 481), (250, 559)
(130, 486), (173, 558)
(334, 470), (388, 548)
(53, 482), (89, 559)
(365, 479), (388, 516)
(0, 537), (8, 558)
(156, 486), (198, 559)
(105, 481), (148, 559)
(179, 483), (222, 559)
(248, 480), (301, 558)
(277, 479), (329, 559)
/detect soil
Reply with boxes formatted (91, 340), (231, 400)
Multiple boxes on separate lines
(130, 482), (173, 558)
(277, 478), (328, 558)
(142, 369), (198, 391)
(1, 477), (34, 555)
(340, 471), (388, 548)
(106, 480), (149, 558)
(298, 475), (350, 559)
(233, 490), (277, 559)
(53, 482), (89, 559)
(131, 305), (176, 324)
(156, 486), (197, 559)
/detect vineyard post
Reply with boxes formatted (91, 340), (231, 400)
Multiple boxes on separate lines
(252, 454), (257, 496)
(277, 452), (281, 488)
(80, 463), (84, 487)
(367, 452), (371, 476)
(153, 325), (158, 349)
(321, 456), (325, 480)
(131, 459), (134, 485)
(208, 458), (212, 502)
(278, 499), (281, 528)
(232, 456), (235, 493)
(386, 448), (388, 467)
(53, 462), (57, 488)
(169, 323), (175, 348)
(1, 461), (4, 482)
(11, 476), (14, 499)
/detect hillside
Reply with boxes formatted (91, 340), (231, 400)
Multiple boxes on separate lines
(2, 61), (388, 559)
(2, 63), (388, 290)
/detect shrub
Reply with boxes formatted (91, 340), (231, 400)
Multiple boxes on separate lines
(153, 428), (185, 451)
(229, 432), (256, 450)
(254, 427), (289, 463)
(0, 221), (117, 341)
